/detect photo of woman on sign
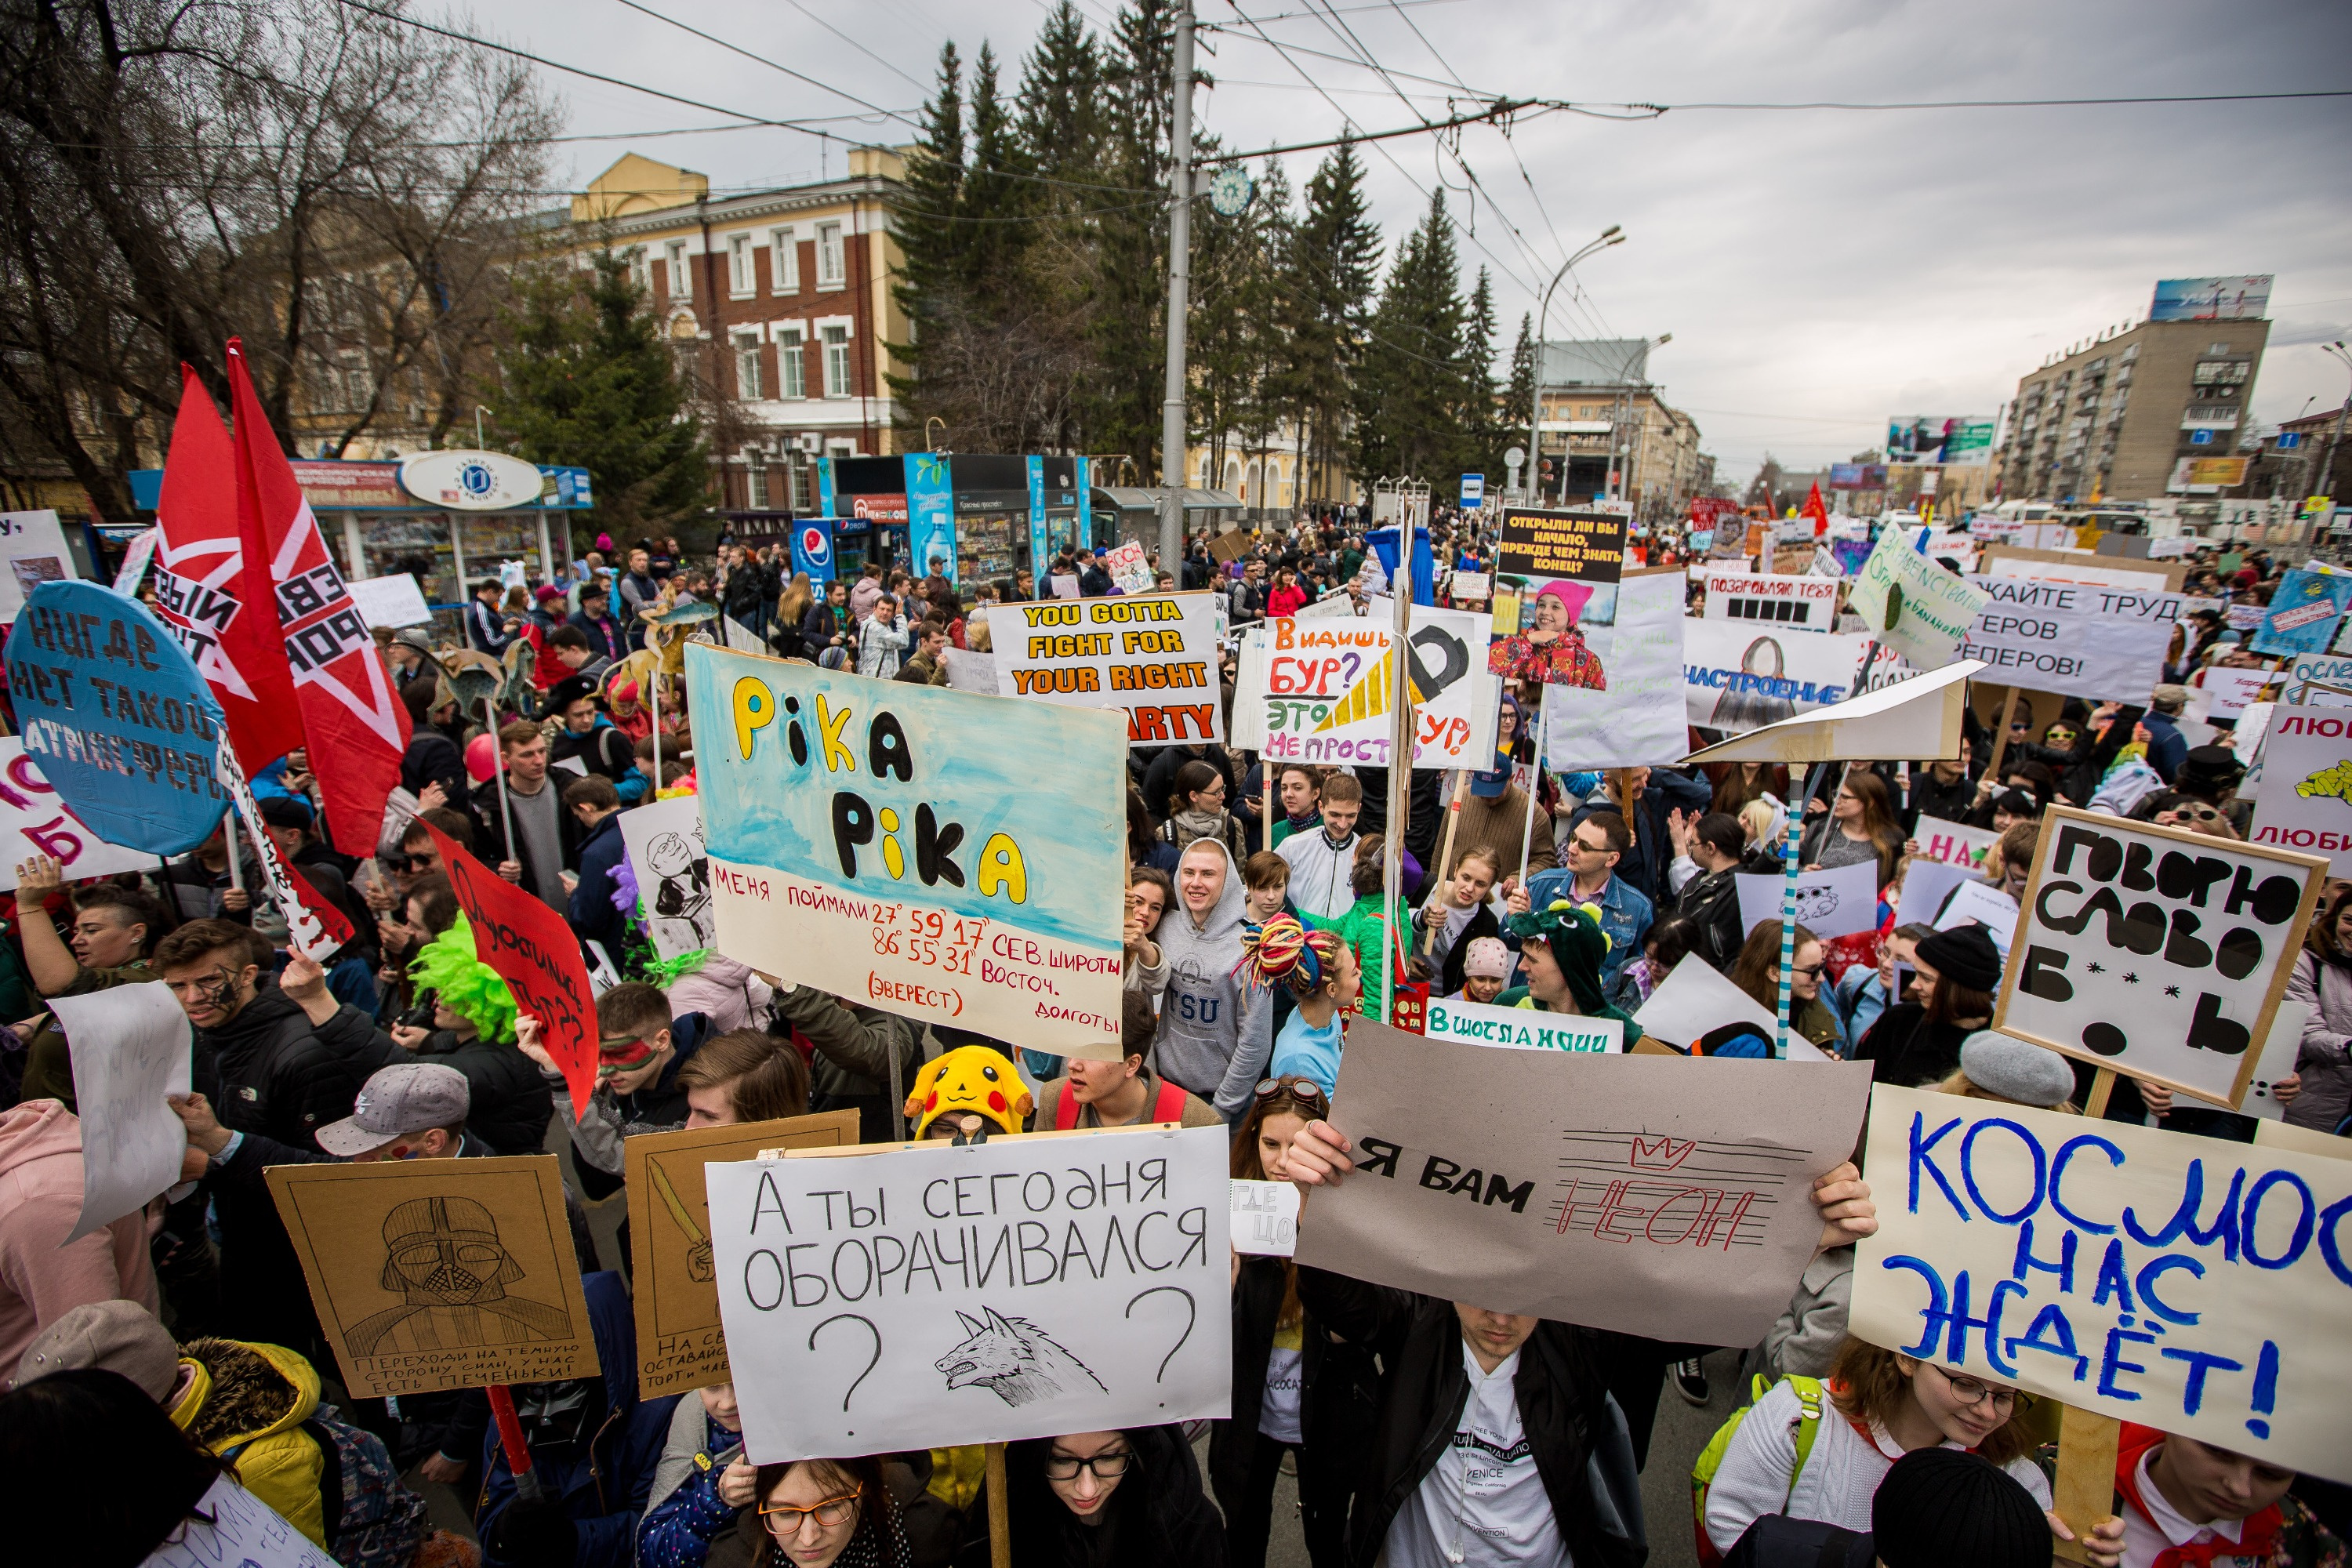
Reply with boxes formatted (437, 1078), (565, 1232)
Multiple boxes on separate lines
(1486, 579), (1608, 689)
(1709, 634), (1798, 731)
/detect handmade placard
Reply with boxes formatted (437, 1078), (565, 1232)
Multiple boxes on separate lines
(1423, 995), (1624, 1054)
(985, 591), (1225, 746)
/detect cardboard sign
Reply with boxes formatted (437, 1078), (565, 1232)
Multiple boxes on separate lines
(2187, 667), (2274, 723)
(1682, 620), (1875, 734)
(345, 572), (435, 630)
(1490, 506), (1625, 678)
(0, 509), (82, 622)
(1994, 806), (2325, 1108)
(1543, 572), (1687, 770)
(267, 1156), (599, 1398)
(2256, 1118), (2352, 1160)
(706, 1124), (1232, 1462)
(1852, 1084), (2352, 1486)
(1702, 571), (1840, 630)
(53, 982), (191, 1243)
(986, 592), (1225, 746)
(2283, 651), (2352, 704)
(1424, 995), (1624, 1054)
(4, 581), (230, 855)
(684, 642), (1127, 1059)
(2250, 568), (2352, 656)
(1686, 659), (1980, 768)
(940, 647), (997, 694)
(2250, 705), (2352, 874)
(615, 794), (713, 961)
(1231, 1178), (1301, 1257)
(1958, 577), (2176, 702)
(426, 823), (598, 1116)
(1294, 1019), (1873, 1344)
(1102, 539), (1154, 596)
(624, 1110), (861, 1398)
(1847, 528), (1990, 669)
(1912, 812), (1996, 871)
(1631, 953), (1776, 1051)
(0, 736), (158, 889)
(1735, 858), (1881, 939)
(1237, 609), (1500, 770)
(145, 1476), (340, 1568)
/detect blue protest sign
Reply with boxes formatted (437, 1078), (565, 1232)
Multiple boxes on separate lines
(791, 517), (834, 584)
(3, 580), (230, 855)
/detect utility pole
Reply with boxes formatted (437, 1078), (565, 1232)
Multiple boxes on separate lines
(1157, 0), (1195, 575)
(1526, 228), (1622, 510)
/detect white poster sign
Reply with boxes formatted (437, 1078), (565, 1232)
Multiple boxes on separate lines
(1957, 577), (2176, 701)
(1933, 880), (2019, 953)
(941, 647), (998, 694)
(1424, 995), (1624, 1054)
(1632, 953), (1775, 1051)
(1734, 858), (1880, 940)
(615, 794), (712, 960)
(344, 572), (436, 630)
(1701, 572), (1840, 630)
(1235, 608), (1499, 769)
(1910, 813), (1995, 872)
(986, 591), (1225, 747)
(1997, 806), (2325, 1106)
(2251, 705), (2352, 875)
(1544, 572), (1686, 769)
(0, 510), (82, 622)
(53, 982), (191, 1243)
(142, 1476), (340, 1568)
(1847, 528), (1990, 669)
(1103, 539), (1154, 595)
(0, 737), (159, 890)
(707, 1126), (1232, 1462)
(1895, 859), (1980, 930)
(2187, 666), (2275, 723)
(2285, 651), (2352, 704)
(1853, 1085), (2352, 1486)
(1230, 1179), (1301, 1257)
(1683, 620), (1874, 734)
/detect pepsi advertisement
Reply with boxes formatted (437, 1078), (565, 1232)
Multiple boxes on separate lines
(790, 517), (835, 584)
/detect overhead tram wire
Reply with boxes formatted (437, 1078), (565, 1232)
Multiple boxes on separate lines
(772, 0), (933, 94)
(607, 0), (921, 127)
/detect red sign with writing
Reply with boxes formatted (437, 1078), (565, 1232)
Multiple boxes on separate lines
(425, 823), (597, 1116)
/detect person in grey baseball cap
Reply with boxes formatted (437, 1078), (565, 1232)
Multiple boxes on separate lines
(315, 1062), (474, 1160)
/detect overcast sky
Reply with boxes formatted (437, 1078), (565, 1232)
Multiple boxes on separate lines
(484, 0), (2352, 486)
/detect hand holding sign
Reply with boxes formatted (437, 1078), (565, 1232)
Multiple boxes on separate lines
(426, 823), (597, 1115)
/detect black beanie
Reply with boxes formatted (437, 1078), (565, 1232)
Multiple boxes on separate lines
(1871, 1448), (2052, 1568)
(1915, 924), (2004, 993)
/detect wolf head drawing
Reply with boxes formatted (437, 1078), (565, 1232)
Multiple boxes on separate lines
(934, 1306), (1107, 1408)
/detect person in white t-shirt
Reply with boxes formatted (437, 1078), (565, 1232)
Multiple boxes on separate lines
(1283, 1117), (1881, 1567)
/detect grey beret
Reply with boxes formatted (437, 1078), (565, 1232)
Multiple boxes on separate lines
(1959, 1030), (2077, 1109)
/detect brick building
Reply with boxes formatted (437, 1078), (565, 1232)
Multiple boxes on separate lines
(568, 150), (909, 512)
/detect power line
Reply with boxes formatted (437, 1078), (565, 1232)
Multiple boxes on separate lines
(608, 0), (920, 127)
(772, 0), (932, 94)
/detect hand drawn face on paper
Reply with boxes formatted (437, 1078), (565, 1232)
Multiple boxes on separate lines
(347, 1196), (574, 1355)
(935, 1306), (1107, 1408)
(647, 830), (715, 949)
(1792, 886), (1842, 924)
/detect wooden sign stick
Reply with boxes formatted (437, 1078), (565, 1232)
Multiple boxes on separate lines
(1981, 684), (2022, 791)
(2051, 1403), (2121, 1566)
(986, 1440), (1012, 1568)
(1424, 770), (1471, 954)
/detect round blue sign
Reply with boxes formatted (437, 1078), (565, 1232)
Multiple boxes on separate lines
(4, 580), (230, 855)
(800, 524), (832, 568)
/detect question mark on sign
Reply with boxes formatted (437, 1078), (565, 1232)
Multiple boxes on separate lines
(808, 1314), (882, 1428)
(1339, 652), (1361, 685)
(1123, 1287), (1196, 1394)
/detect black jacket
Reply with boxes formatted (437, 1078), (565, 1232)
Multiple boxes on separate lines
(1855, 1001), (1969, 1087)
(1210, 1259), (1381, 1527)
(550, 722), (633, 786)
(1903, 766), (1976, 833)
(1295, 1268), (1647, 1568)
(1675, 862), (1747, 971)
(1140, 743), (1239, 825)
(956, 1424), (1224, 1568)
(415, 1029), (554, 1156)
(721, 561), (776, 619)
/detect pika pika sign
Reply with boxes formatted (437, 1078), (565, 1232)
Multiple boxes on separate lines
(730, 675), (1029, 902)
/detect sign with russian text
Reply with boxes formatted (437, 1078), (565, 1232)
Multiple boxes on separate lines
(986, 592), (1224, 747)
(1851, 1084), (2352, 1486)
(1490, 506), (1625, 678)
(1911, 813), (1996, 872)
(1848, 528), (1990, 669)
(1995, 806), (2325, 1108)
(1957, 577), (2174, 701)
(1425, 995), (1623, 1054)
(2251, 568), (2352, 657)
(0, 736), (158, 889)
(1295, 1020), (1874, 1345)
(1702, 571), (1839, 630)
(3, 580), (230, 855)
(706, 1125), (1232, 1462)
(1238, 608), (1499, 769)
(426, 822), (599, 1116)
(1232, 1179), (1301, 1256)
(1682, 619), (1872, 734)
(685, 642), (1127, 1058)
(2252, 704), (2352, 877)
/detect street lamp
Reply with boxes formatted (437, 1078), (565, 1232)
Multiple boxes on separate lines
(1527, 227), (1624, 503)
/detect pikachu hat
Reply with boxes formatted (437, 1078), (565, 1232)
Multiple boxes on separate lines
(905, 1044), (1034, 1138)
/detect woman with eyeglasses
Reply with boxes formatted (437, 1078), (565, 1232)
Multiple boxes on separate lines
(1799, 770), (1903, 887)
(1726, 920), (1851, 1058)
(958, 1426), (1223, 1567)
(1212, 1077), (1370, 1568)
(1701, 1337), (2066, 1559)
(750, 1454), (909, 1568)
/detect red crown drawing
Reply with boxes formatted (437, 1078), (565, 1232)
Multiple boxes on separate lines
(1628, 1134), (1695, 1171)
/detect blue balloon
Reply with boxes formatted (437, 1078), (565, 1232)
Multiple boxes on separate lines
(4, 580), (231, 855)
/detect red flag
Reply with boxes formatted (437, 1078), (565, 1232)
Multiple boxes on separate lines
(149, 367), (306, 772)
(225, 340), (411, 856)
(424, 822), (597, 1116)
(1802, 481), (1831, 538)
(282, 859), (358, 953)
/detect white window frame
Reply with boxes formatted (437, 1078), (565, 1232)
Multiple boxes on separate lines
(816, 316), (854, 399)
(826, 438), (857, 459)
(746, 448), (771, 510)
(626, 245), (652, 296)
(727, 233), (755, 296)
(768, 226), (799, 292)
(731, 327), (764, 401)
(664, 240), (691, 299)
(771, 321), (808, 400)
(816, 222), (846, 289)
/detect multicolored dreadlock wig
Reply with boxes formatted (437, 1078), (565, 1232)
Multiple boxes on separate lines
(1502, 898), (1613, 1013)
(1236, 914), (1344, 997)
(409, 914), (520, 1044)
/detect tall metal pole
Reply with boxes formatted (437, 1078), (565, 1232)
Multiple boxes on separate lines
(1526, 230), (1621, 510)
(1157, 0), (1195, 576)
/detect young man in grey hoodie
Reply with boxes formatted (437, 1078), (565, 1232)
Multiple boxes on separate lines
(1147, 838), (1272, 1120)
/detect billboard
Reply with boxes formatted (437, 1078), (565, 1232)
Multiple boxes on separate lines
(2169, 456), (2252, 493)
(2150, 274), (2272, 322)
(1828, 463), (1889, 490)
(1885, 417), (1994, 466)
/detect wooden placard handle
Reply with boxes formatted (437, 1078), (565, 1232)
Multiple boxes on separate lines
(987, 1440), (1011, 1568)
(2051, 1403), (2121, 1564)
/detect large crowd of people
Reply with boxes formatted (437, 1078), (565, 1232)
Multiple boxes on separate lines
(0, 507), (2342, 1568)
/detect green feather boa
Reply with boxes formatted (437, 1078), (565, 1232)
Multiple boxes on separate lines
(409, 916), (519, 1044)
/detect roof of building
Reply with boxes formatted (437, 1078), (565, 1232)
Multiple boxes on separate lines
(1537, 339), (1651, 388)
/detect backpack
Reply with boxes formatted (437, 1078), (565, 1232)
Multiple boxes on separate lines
(1690, 1374), (1827, 1568)
(1054, 1077), (1189, 1129)
(223, 1405), (426, 1568)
